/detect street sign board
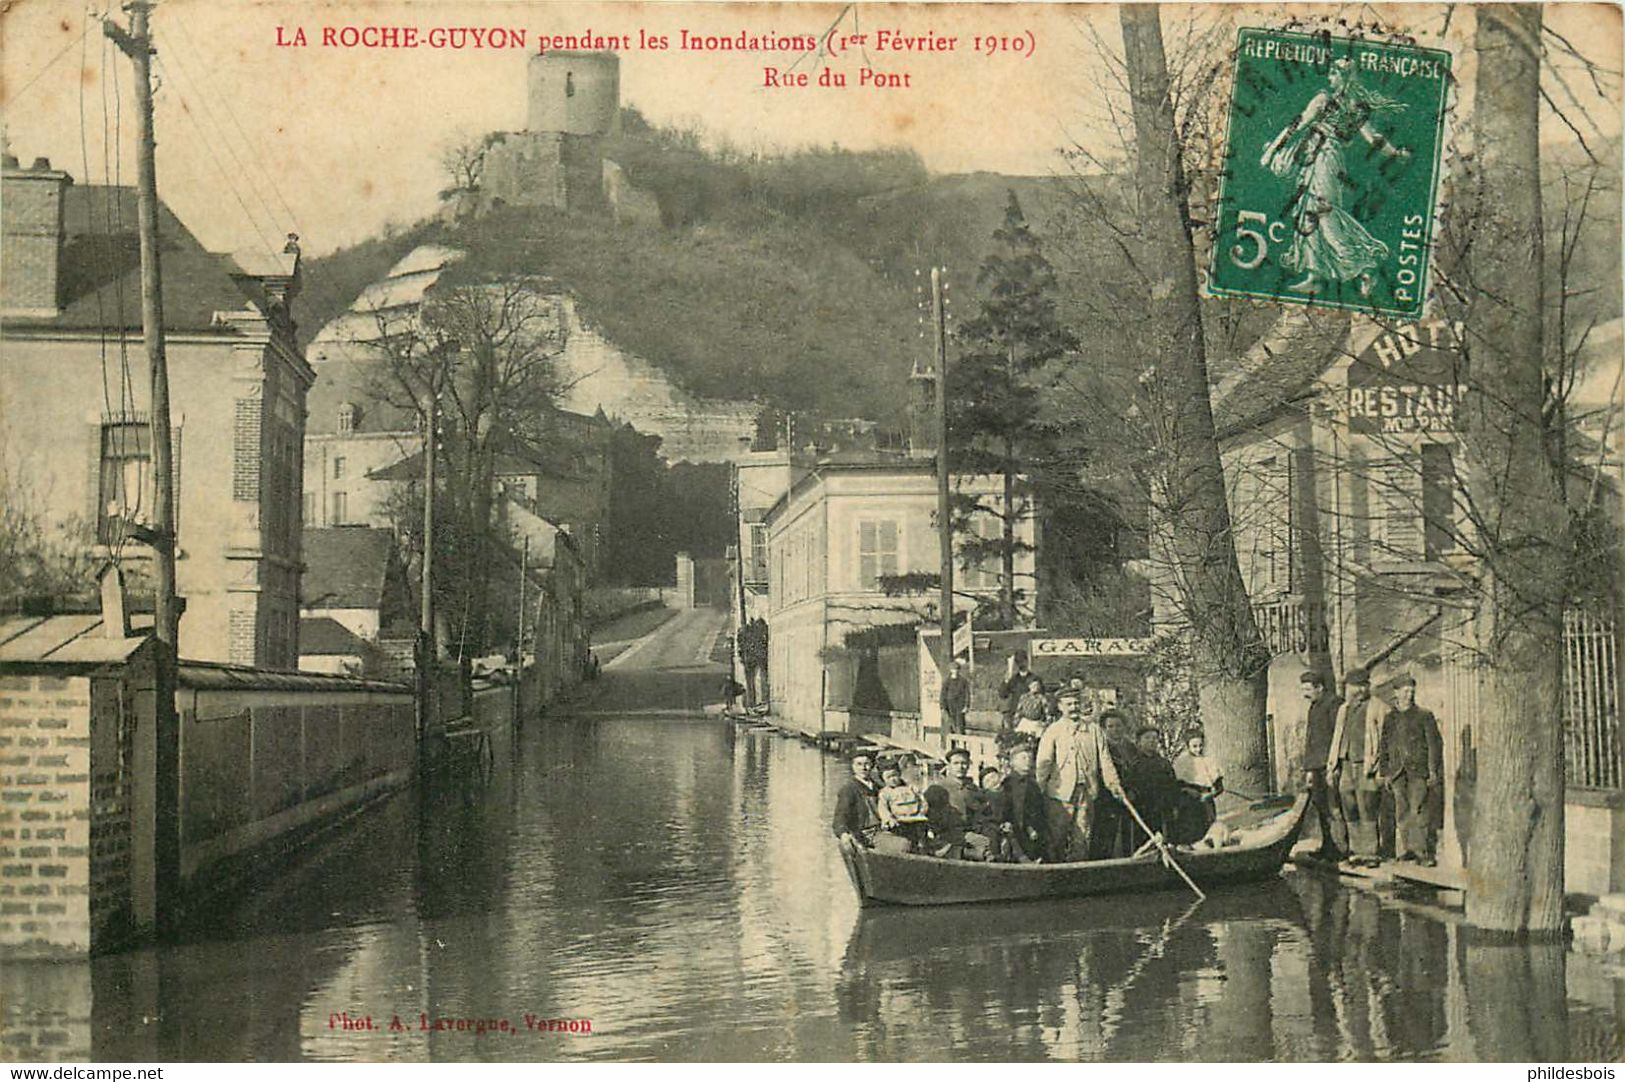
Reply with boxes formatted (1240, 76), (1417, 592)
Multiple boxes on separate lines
(1030, 638), (1153, 657)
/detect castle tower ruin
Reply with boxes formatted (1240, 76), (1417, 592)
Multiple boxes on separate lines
(472, 51), (619, 214)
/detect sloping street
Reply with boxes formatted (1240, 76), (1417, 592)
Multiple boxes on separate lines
(580, 606), (729, 716)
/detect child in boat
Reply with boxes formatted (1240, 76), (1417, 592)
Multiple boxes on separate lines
(877, 760), (931, 851)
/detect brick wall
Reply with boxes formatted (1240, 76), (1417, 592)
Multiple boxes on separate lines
(0, 674), (93, 958)
(0, 167), (70, 315)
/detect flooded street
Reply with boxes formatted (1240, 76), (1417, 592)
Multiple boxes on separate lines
(5, 702), (1622, 1062)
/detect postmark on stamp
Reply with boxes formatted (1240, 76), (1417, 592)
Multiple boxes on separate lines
(1208, 27), (1452, 321)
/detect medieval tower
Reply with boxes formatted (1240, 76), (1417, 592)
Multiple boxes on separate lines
(473, 51), (620, 214)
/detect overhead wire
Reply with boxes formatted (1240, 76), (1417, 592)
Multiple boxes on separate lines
(164, 12), (302, 234)
(151, 51), (283, 261)
(152, 22), (287, 253)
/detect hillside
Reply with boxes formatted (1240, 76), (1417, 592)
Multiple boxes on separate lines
(295, 120), (1621, 427)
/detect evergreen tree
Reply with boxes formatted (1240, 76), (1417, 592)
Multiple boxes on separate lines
(948, 191), (1079, 624)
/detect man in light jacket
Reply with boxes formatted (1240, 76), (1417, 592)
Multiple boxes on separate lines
(1035, 687), (1130, 862)
(1325, 667), (1386, 867)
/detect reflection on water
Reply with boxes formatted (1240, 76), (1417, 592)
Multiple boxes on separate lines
(2, 718), (1620, 1061)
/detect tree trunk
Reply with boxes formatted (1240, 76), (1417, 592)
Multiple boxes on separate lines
(1120, 4), (1271, 792)
(1462, 5), (1569, 934)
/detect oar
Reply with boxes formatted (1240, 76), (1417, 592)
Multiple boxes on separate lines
(1119, 793), (1207, 902)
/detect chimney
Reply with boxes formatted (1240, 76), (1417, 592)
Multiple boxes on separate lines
(2, 155), (74, 318)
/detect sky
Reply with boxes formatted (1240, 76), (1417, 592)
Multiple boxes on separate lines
(1, 1), (1619, 258)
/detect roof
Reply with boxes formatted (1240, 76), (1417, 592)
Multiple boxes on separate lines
(301, 527), (396, 611)
(1211, 310), (1353, 437)
(0, 614), (149, 667)
(177, 659), (408, 694)
(298, 616), (370, 656)
(4, 183), (261, 333)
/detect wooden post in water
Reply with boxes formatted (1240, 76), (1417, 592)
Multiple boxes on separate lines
(105, 0), (180, 936)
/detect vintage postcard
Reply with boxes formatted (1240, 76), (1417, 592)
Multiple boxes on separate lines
(0, 0), (1621, 1067)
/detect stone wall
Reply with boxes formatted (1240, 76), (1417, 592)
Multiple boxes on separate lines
(1567, 791), (1625, 898)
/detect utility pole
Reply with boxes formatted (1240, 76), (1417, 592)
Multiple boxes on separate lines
(105, 0), (180, 938)
(931, 266), (954, 670)
(515, 535), (528, 730)
(418, 382), (438, 759)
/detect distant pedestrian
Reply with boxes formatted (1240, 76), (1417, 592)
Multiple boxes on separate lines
(940, 661), (971, 735)
(1375, 674), (1442, 866)
(1000, 651), (1035, 730)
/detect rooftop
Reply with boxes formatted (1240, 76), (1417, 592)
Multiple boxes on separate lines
(2, 177), (283, 334)
(301, 527), (398, 611)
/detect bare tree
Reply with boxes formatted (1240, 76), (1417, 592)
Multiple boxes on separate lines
(1117, 4), (1272, 793)
(365, 277), (566, 658)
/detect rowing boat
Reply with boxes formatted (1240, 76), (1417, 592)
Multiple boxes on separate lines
(836, 793), (1309, 907)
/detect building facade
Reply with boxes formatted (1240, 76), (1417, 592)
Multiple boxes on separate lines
(763, 459), (1037, 735)
(1197, 314), (1623, 892)
(0, 155), (311, 669)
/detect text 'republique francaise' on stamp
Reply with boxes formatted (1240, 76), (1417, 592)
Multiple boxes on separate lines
(1208, 27), (1452, 321)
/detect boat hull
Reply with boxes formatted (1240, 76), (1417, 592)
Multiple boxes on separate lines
(838, 794), (1309, 907)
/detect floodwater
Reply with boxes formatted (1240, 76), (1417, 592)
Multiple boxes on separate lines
(4, 716), (1622, 1062)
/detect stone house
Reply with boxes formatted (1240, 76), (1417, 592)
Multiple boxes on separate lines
(0, 155), (310, 669)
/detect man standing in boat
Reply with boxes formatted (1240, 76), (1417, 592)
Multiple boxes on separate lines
(832, 750), (881, 848)
(1035, 686), (1130, 862)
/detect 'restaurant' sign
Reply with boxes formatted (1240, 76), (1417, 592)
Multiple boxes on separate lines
(1030, 638), (1153, 657)
(1346, 321), (1470, 435)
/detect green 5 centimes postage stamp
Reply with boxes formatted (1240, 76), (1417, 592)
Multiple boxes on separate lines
(1208, 28), (1452, 320)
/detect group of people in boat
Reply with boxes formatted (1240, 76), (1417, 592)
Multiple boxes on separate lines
(832, 679), (1227, 864)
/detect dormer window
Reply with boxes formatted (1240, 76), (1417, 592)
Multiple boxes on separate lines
(337, 402), (358, 434)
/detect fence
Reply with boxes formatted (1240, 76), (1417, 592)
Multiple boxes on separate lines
(1565, 608), (1621, 791)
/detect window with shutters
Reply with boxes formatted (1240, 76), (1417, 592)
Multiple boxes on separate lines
(98, 422), (151, 544)
(959, 513), (1001, 592)
(1420, 443), (1458, 560)
(1370, 446), (1459, 563)
(857, 520), (899, 590)
(96, 420), (180, 545)
(747, 523), (768, 585)
(331, 491), (349, 525)
(333, 456), (346, 480)
(1230, 453), (1292, 596)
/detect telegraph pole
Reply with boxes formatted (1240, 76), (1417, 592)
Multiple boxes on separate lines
(418, 383), (438, 756)
(105, 0), (180, 937)
(931, 267), (954, 669)
(515, 535), (528, 729)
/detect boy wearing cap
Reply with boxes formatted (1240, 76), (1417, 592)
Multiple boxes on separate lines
(1375, 674), (1443, 865)
(998, 744), (1048, 862)
(832, 751), (881, 847)
(1326, 667), (1385, 866)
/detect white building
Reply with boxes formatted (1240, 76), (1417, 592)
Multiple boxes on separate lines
(763, 457), (1037, 735)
